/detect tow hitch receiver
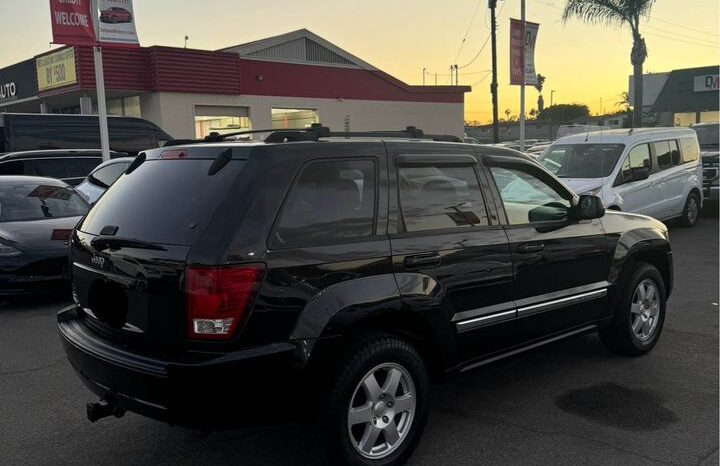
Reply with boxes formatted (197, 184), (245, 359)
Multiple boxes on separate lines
(87, 398), (126, 423)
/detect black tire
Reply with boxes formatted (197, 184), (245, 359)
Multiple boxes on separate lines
(679, 191), (700, 227)
(600, 262), (666, 356)
(325, 334), (429, 466)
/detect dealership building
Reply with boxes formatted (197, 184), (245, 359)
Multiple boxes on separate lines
(0, 29), (470, 138)
(629, 65), (719, 127)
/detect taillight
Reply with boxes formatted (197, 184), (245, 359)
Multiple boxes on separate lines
(160, 150), (188, 159)
(185, 264), (264, 340)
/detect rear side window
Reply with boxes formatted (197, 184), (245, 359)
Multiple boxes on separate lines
(619, 144), (651, 182)
(0, 160), (29, 175)
(31, 159), (68, 178)
(271, 160), (376, 248)
(80, 159), (246, 246)
(66, 158), (101, 178)
(653, 141), (672, 171)
(679, 137), (700, 163)
(398, 165), (489, 232)
(90, 162), (129, 188)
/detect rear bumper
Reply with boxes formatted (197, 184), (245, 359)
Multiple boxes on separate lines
(58, 305), (305, 429)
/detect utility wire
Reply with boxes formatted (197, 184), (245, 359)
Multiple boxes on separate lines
(651, 17), (719, 38)
(529, 0), (718, 40)
(644, 31), (719, 49)
(454, 0), (485, 64)
(470, 70), (493, 87)
(458, 2), (506, 69)
(644, 24), (719, 46)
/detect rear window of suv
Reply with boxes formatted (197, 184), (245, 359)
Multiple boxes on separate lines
(79, 158), (245, 245)
(270, 159), (376, 248)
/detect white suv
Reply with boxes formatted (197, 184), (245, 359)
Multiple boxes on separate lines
(539, 127), (703, 226)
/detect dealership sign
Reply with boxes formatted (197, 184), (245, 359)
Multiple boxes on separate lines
(49, 0), (96, 46)
(0, 59), (38, 104)
(49, 0), (139, 47)
(510, 19), (524, 85)
(510, 19), (540, 85)
(97, 0), (139, 46)
(694, 74), (719, 92)
(36, 48), (78, 92)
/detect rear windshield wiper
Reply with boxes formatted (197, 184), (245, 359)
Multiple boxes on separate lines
(91, 236), (167, 252)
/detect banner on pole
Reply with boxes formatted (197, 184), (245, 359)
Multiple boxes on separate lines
(49, 0), (96, 46)
(524, 22), (540, 85)
(509, 19), (524, 85)
(97, 0), (140, 46)
(509, 19), (540, 85)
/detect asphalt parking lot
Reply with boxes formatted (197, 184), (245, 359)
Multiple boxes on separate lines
(1, 210), (717, 466)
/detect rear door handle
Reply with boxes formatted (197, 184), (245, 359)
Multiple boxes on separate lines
(517, 243), (544, 253)
(404, 253), (441, 268)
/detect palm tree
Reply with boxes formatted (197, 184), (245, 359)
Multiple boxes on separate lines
(534, 74), (546, 112)
(616, 91), (630, 111)
(562, 0), (656, 128)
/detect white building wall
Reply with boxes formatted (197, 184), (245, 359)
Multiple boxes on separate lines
(141, 92), (465, 139)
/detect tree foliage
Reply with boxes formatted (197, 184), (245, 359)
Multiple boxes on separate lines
(537, 104), (590, 123)
(562, 0), (656, 127)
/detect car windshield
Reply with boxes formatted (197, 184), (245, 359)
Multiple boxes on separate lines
(692, 124), (719, 148)
(540, 143), (625, 178)
(0, 183), (89, 222)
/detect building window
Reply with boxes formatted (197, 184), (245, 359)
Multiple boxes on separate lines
(674, 112), (697, 127)
(271, 108), (319, 129)
(107, 96), (141, 118)
(194, 105), (251, 139)
(700, 111), (720, 123)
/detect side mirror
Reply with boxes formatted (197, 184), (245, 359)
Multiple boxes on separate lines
(576, 195), (605, 220)
(528, 202), (569, 223)
(631, 168), (650, 182)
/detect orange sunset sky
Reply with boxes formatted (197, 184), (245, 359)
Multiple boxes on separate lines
(1, 0), (718, 123)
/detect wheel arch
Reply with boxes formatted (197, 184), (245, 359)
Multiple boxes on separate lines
(311, 308), (450, 383)
(609, 240), (673, 306)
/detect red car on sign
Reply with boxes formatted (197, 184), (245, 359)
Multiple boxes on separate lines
(100, 7), (133, 24)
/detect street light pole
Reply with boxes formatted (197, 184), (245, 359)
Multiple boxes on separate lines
(423, 67), (426, 85)
(490, 0), (500, 143)
(519, 0), (526, 152)
(550, 90), (556, 107)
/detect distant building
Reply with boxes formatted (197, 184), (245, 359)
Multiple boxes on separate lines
(570, 113), (627, 129)
(465, 121), (557, 142)
(629, 65), (719, 126)
(0, 29), (470, 138)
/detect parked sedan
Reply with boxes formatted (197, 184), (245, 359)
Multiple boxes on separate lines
(0, 149), (128, 186)
(75, 157), (134, 204)
(0, 176), (89, 295)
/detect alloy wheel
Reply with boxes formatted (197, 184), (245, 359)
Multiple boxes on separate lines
(630, 279), (661, 342)
(347, 363), (416, 460)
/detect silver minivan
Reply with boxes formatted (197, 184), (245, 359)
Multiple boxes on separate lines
(539, 127), (703, 226)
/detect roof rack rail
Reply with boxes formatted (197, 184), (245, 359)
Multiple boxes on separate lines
(162, 123), (461, 147)
(319, 124), (462, 142)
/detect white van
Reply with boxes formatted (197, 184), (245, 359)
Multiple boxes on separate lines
(539, 127), (703, 226)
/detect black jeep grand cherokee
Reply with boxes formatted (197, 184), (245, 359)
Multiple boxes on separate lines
(58, 126), (672, 466)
